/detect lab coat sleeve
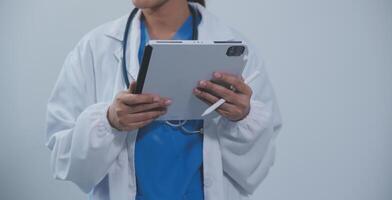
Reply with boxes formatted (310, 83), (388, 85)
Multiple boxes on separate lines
(216, 46), (283, 195)
(45, 40), (127, 193)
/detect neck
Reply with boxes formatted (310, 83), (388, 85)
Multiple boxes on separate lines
(142, 0), (190, 40)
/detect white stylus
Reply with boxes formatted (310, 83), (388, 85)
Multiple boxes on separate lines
(201, 71), (261, 117)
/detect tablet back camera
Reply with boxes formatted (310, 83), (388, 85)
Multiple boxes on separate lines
(226, 46), (245, 57)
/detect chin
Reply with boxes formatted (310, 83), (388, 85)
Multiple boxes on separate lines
(132, 0), (168, 9)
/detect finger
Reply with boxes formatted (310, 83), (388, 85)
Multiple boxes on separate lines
(216, 108), (232, 119)
(193, 88), (217, 105)
(193, 88), (236, 112)
(121, 93), (161, 106)
(195, 88), (248, 112)
(129, 98), (171, 113)
(125, 119), (155, 130)
(193, 88), (236, 119)
(198, 80), (240, 104)
(212, 72), (252, 95)
(127, 110), (166, 123)
(129, 81), (137, 93)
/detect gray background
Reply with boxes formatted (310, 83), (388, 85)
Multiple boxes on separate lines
(0, 0), (391, 199)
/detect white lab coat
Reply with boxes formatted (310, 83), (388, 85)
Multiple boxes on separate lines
(46, 3), (282, 200)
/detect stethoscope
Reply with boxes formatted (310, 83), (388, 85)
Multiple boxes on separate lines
(122, 5), (202, 134)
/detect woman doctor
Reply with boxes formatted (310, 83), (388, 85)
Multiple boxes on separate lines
(45, 0), (282, 200)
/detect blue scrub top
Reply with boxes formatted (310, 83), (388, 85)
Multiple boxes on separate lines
(135, 14), (204, 200)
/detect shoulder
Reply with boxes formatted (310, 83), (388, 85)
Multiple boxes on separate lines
(62, 16), (127, 72)
(196, 4), (264, 65)
(225, 26), (266, 75)
(72, 15), (128, 52)
(221, 24), (267, 78)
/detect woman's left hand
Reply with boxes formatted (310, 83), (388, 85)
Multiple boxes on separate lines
(193, 72), (253, 121)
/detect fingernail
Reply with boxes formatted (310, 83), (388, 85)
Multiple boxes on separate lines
(165, 99), (172, 105)
(193, 88), (201, 94)
(153, 96), (160, 102)
(214, 72), (221, 78)
(199, 80), (206, 87)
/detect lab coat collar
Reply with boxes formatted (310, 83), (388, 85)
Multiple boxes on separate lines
(105, 3), (236, 82)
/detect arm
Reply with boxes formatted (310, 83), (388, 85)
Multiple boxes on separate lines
(46, 39), (170, 193)
(194, 47), (282, 194)
(219, 51), (282, 194)
(45, 41), (127, 193)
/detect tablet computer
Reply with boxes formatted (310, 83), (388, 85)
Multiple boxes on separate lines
(134, 40), (248, 120)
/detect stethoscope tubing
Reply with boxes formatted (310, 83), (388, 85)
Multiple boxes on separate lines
(122, 5), (202, 134)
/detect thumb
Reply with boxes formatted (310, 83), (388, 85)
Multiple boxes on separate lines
(129, 81), (137, 93)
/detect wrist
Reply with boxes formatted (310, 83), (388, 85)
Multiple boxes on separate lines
(107, 104), (121, 131)
(229, 105), (251, 122)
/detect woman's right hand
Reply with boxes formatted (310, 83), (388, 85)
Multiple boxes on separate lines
(107, 81), (171, 131)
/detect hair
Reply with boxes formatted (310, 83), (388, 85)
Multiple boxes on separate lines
(188, 0), (206, 7)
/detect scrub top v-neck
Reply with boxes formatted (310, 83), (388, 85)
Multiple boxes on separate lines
(135, 13), (204, 200)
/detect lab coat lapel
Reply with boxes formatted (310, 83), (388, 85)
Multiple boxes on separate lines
(109, 9), (143, 84)
(105, 14), (143, 200)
